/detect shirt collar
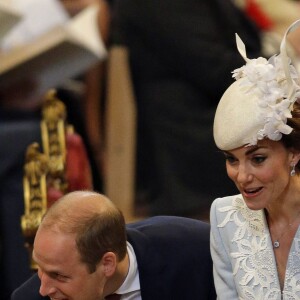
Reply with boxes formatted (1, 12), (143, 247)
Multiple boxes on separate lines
(114, 242), (140, 295)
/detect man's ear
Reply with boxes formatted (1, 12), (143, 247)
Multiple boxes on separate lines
(101, 252), (117, 277)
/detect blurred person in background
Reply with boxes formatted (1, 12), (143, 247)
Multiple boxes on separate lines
(234, 0), (300, 61)
(110, 0), (263, 218)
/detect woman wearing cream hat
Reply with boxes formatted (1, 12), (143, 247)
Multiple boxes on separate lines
(211, 20), (300, 299)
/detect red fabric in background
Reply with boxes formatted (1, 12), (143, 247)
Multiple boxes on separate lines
(47, 131), (93, 207)
(47, 187), (64, 208)
(245, 0), (274, 30)
(65, 131), (93, 191)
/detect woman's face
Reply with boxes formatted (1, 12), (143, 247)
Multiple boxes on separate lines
(225, 139), (298, 210)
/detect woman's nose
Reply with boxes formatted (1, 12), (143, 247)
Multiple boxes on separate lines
(236, 164), (253, 184)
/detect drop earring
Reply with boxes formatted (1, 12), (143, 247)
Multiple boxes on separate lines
(291, 163), (296, 177)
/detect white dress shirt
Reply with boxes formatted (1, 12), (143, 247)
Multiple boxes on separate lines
(114, 242), (141, 300)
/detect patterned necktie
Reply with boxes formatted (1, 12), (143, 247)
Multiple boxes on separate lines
(105, 294), (121, 300)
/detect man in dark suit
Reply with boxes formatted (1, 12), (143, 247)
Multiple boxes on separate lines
(11, 190), (215, 300)
(111, 0), (263, 217)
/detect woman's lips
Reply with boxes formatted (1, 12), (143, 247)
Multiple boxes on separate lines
(242, 187), (263, 198)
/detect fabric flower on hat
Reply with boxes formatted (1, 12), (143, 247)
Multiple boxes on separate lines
(232, 48), (300, 146)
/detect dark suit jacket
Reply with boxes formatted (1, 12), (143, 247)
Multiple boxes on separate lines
(11, 216), (215, 299)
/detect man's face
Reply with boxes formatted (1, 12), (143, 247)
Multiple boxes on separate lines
(33, 227), (106, 300)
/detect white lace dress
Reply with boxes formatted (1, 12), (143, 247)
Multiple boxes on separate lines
(210, 195), (300, 300)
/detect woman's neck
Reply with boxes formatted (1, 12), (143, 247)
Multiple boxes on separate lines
(266, 176), (300, 223)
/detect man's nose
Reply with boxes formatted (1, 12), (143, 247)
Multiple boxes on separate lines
(39, 272), (57, 297)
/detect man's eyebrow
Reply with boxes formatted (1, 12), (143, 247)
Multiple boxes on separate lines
(32, 251), (66, 276)
(38, 266), (68, 278)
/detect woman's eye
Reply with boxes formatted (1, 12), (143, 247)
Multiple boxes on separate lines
(252, 156), (266, 164)
(224, 155), (236, 164)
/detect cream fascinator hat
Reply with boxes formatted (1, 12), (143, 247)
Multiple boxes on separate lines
(213, 20), (300, 151)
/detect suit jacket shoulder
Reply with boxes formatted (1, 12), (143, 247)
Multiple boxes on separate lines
(10, 273), (48, 300)
(127, 216), (216, 300)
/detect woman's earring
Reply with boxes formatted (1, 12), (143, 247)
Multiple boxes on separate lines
(291, 163), (296, 177)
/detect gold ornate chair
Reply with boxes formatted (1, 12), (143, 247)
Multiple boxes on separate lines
(21, 89), (93, 269)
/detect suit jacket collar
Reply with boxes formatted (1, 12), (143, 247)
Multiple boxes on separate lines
(126, 228), (166, 300)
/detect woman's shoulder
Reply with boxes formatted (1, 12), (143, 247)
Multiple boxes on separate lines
(211, 193), (243, 209)
(210, 194), (265, 233)
(210, 194), (243, 228)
